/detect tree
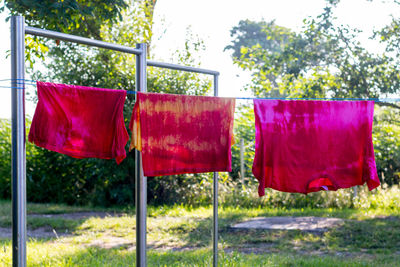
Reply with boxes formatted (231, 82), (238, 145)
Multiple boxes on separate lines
(224, 20), (292, 60)
(2, 0), (162, 62)
(226, 0), (400, 185)
(225, 0), (400, 107)
(376, 2), (400, 59)
(4, 0), (128, 39)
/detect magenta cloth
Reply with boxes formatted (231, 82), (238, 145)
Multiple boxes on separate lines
(129, 92), (235, 176)
(29, 81), (129, 164)
(252, 100), (380, 196)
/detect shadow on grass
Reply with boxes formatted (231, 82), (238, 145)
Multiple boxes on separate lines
(170, 208), (400, 257)
(2, 240), (400, 267)
(2, 201), (400, 264)
(326, 216), (400, 252)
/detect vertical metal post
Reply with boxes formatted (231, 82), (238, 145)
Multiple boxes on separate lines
(135, 43), (147, 267)
(240, 139), (245, 185)
(213, 74), (219, 267)
(11, 16), (26, 267)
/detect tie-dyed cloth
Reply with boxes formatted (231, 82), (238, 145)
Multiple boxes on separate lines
(29, 81), (129, 164)
(130, 92), (235, 176)
(252, 100), (380, 196)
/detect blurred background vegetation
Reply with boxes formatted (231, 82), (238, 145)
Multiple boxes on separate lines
(0, 0), (399, 208)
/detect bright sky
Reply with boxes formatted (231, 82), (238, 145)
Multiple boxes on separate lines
(0, 0), (398, 119)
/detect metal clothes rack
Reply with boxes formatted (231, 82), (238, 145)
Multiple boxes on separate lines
(10, 16), (220, 267)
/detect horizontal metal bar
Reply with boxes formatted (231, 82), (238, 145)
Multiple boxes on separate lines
(236, 97), (400, 102)
(147, 60), (219, 76)
(25, 26), (142, 55)
(24, 27), (218, 75)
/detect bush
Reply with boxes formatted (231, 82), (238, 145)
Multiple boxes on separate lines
(27, 148), (136, 206)
(0, 118), (136, 206)
(0, 119), (11, 199)
(354, 184), (400, 211)
(148, 173), (213, 206)
(219, 173), (400, 212)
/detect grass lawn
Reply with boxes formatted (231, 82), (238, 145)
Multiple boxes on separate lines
(0, 200), (400, 266)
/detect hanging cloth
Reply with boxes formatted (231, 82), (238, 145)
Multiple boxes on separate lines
(252, 100), (380, 196)
(29, 81), (129, 164)
(130, 92), (235, 176)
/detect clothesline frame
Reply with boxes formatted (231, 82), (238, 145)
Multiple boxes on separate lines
(10, 16), (220, 267)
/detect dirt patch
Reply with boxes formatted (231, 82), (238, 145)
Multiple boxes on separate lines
(0, 226), (71, 239)
(89, 236), (132, 249)
(0, 212), (125, 239)
(224, 243), (276, 255)
(231, 216), (345, 232)
(29, 211), (126, 220)
(223, 247), (380, 259)
(372, 215), (399, 221)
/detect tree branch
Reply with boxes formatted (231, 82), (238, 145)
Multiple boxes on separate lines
(376, 101), (400, 110)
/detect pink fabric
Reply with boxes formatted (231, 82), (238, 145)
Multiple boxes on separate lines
(129, 92), (235, 176)
(252, 100), (380, 196)
(29, 81), (129, 164)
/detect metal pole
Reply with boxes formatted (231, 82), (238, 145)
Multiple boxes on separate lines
(213, 74), (219, 267)
(11, 16), (26, 267)
(25, 26), (141, 55)
(240, 139), (245, 185)
(147, 60), (219, 76)
(135, 43), (147, 267)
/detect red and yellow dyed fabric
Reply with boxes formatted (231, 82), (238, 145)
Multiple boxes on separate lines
(130, 92), (235, 176)
(252, 100), (380, 196)
(29, 81), (129, 164)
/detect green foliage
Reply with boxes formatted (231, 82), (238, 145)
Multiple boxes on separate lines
(354, 185), (400, 211)
(224, 19), (292, 60)
(230, 105), (255, 181)
(375, 2), (400, 58)
(147, 173), (213, 206)
(2, 0), (128, 69)
(0, 120), (11, 199)
(373, 107), (400, 186)
(225, 1), (400, 101)
(4, 0), (128, 39)
(0, 119), (136, 206)
(0, 119), (37, 199)
(220, 174), (400, 211)
(27, 149), (136, 206)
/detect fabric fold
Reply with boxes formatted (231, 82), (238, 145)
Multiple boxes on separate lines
(252, 100), (380, 196)
(130, 92), (235, 176)
(29, 81), (129, 164)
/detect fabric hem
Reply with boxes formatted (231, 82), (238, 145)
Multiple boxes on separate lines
(30, 138), (125, 162)
(144, 167), (232, 177)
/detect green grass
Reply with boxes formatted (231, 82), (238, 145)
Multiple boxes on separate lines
(1, 241), (399, 266)
(0, 199), (96, 216)
(0, 193), (400, 266)
(0, 199), (129, 229)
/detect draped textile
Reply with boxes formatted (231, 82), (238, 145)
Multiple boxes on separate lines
(252, 100), (380, 196)
(29, 81), (129, 164)
(130, 92), (235, 176)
